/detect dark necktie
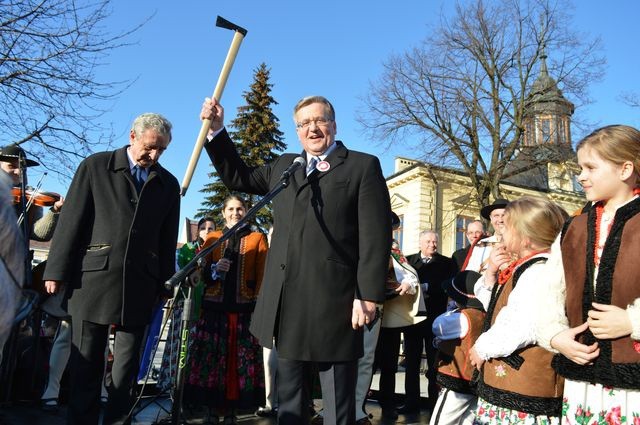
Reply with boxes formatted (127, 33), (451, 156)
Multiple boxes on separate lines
(307, 157), (319, 176)
(133, 165), (145, 193)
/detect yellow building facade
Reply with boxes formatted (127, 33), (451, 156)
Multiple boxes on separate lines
(386, 157), (585, 257)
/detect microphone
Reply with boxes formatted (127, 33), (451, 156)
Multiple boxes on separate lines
(280, 156), (306, 180)
(216, 247), (233, 281)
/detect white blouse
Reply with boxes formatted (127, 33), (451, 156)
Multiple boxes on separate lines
(473, 257), (548, 361)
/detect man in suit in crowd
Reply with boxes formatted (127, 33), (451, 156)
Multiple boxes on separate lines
(406, 230), (456, 412)
(43, 113), (180, 425)
(462, 199), (508, 273)
(201, 95), (391, 425)
(451, 220), (485, 271)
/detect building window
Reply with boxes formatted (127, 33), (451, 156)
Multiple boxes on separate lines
(455, 215), (475, 250)
(393, 214), (404, 247)
(541, 119), (552, 144)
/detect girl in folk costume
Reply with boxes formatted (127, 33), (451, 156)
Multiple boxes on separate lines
(469, 197), (568, 424)
(157, 216), (216, 391)
(430, 270), (486, 425)
(536, 125), (640, 424)
(184, 195), (268, 424)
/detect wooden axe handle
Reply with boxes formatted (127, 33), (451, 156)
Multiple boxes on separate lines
(180, 30), (245, 196)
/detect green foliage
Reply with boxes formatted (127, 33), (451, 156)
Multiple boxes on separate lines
(196, 63), (286, 232)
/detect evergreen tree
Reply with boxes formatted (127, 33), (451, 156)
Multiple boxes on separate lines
(197, 63), (286, 232)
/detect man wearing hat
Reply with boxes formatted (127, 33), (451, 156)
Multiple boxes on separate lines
(0, 144), (64, 374)
(0, 143), (64, 241)
(460, 198), (508, 273)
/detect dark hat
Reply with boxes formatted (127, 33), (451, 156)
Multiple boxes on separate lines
(391, 211), (401, 230)
(0, 144), (39, 167)
(480, 198), (509, 220)
(442, 270), (484, 311)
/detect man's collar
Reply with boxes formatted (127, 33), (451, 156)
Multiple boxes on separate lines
(306, 141), (338, 162)
(125, 146), (141, 171)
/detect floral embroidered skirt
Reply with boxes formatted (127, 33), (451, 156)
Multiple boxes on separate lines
(473, 397), (560, 425)
(183, 308), (265, 409)
(561, 379), (640, 424)
(157, 298), (190, 392)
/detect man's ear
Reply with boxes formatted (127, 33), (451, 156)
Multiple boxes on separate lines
(129, 130), (136, 145)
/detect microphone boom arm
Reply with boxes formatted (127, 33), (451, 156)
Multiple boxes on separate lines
(166, 170), (296, 290)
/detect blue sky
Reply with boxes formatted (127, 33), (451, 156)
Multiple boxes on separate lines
(32, 0), (640, 231)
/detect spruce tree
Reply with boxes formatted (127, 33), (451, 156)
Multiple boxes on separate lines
(196, 63), (286, 232)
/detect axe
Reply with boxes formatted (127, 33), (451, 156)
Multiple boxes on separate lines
(180, 16), (247, 196)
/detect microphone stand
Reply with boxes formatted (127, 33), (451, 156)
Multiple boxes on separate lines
(164, 171), (296, 425)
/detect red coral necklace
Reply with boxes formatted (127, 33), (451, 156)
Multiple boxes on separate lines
(498, 250), (550, 285)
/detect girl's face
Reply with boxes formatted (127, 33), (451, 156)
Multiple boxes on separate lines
(198, 220), (215, 241)
(500, 214), (523, 257)
(577, 146), (630, 203)
(223, 199), (246, 227)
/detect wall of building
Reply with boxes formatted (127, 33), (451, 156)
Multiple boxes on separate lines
(387, 157), (585, 258)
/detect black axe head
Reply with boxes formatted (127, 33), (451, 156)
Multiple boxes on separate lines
(216, 16), (247, 37)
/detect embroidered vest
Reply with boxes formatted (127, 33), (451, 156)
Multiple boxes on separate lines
(202, 230), (267, 305)
(557, 198), (640, 389)
(478, 257), (564, 416)
(436, 308), (485, 394)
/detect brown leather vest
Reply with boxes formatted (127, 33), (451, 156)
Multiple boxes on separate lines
(557, 199), (640, 389)
(478, 258), (564, 415)
(436, 308), (485, 394)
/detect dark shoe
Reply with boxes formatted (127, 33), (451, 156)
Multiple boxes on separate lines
(355, 417), (373, 425)
(255, 406), (277, 417)
(41, 398), (58, 412)
(397, 404), (420, 415)
(381, 407), (398, 420)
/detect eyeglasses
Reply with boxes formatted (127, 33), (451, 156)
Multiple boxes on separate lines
(295, 117), (333, 129)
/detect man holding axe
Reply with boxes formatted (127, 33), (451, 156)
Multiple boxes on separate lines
(200, 95), (391, 425)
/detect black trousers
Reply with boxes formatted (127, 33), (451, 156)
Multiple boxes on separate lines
(67, 320), (145, 425)
(375, 326), (402, 409)
(277, 357), (357, 425)
(403, 319), (438, 407)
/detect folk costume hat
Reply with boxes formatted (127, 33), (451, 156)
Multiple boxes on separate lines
(480, 198), (509, 220)
(0, 144), (39, 167)
(442, 270), (484, 311)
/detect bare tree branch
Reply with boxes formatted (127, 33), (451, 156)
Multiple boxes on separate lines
(0, 0), (147, 179)
(359, 0), (604, 206)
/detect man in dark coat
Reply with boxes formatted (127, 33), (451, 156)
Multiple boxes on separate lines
(201, 95), (391, 425)
(405, 230), (456, 412)
(43, 113), (180, 425)
(451, 220), (485, 271)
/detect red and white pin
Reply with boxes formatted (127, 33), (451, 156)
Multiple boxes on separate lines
(316, 160), (330, 172)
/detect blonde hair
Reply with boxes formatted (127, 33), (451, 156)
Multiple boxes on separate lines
(577, 125), (640, 186)
(504, 196), (568, 250)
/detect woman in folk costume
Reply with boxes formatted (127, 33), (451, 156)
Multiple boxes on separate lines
(374, 212), (427, 420)
(536, 125), (640, 424)
(429, 270), (485, 425)
(469, 196), (568, 424)
(184, 195), (268, 424)
(157, 216), (215, 391)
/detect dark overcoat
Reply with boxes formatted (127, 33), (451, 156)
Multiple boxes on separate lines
(43, 146), (180, 326)
(407, 252), (457, 321)
(206, 130), (391, 362)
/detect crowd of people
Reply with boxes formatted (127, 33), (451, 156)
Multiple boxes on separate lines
(1, 93), (639, 425)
